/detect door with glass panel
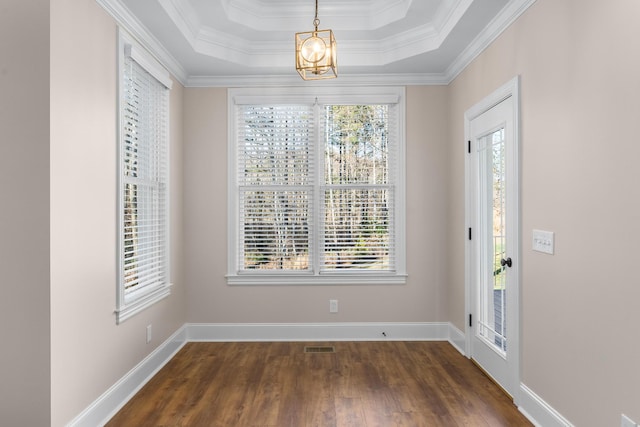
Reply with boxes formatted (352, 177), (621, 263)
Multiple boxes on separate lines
(466, 80), (520, 399)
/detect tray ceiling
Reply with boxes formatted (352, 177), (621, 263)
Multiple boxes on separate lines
(104, 0), (535, 85)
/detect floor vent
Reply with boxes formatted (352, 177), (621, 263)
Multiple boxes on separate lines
(304, 346), (336, 353)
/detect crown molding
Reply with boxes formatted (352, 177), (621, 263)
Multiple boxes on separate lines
(97, 0), (537, 88)
(185, 72), (450, 88)
(96, 0), (188, 85)
(444, 0), (538, 84)
(157, 0), (200, 42)
(159, 0), (469, 68)
(432, 0), (474, 39)
(221, 0), (413, 31)
(189, 25), (448, 69)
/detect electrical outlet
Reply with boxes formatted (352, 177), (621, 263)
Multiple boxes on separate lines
(146, 324), (152, 344)
(532, 229), (554, 254)
(621, 414), (638, 427)
(329, 299), (338, 313)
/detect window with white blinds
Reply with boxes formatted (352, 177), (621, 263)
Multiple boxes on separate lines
(229, 88), (406, 285)
(116, 30), (172, 323)
(238, 105), (314, 271)
(321, 104), (395, 271)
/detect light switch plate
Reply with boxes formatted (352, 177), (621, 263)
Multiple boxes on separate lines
(532, 229), (554, 254)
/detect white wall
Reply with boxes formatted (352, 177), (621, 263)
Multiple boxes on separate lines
(447, 0), (640, 425)
(183, 86), (450, 324)
(0, 1), (51, 425)
(49, 0), (186, 425)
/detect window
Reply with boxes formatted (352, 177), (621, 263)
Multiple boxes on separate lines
(116, 30), (172, 323)
(228, 87), (406, 285)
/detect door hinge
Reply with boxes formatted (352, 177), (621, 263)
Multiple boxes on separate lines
(469, 313), (472, 327)
(468, 140), (471, 153)
(468, 227), (472, 240)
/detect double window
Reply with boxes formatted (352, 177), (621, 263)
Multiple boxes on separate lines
(116, 30), (172, 323)
(228, 88), (406, 285)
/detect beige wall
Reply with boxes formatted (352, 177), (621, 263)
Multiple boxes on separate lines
(6, 0), (639, 425)
(447, 0), (640, 425)
(183, 86), (450, 324)
(0, 1), (51, 426)
(49, 0), (186, 425)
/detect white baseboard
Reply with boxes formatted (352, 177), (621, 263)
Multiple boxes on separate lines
(67, 325), (187, 427)
(69, 322), (572, 427)
(445, 325), (574, 427)
(447, 323), (466, 355)
(68, 322), (447, 426)
(518, 383), (574, 427)
(186, 322), (450, 342)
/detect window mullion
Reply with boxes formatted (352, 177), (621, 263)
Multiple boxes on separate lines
(312, 102), (323, 275)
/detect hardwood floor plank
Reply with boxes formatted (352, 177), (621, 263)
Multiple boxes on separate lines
(106, 341), (532, 427)
(335, 397), (367, 427)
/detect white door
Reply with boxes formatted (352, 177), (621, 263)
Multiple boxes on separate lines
(465, 78), (520, 400)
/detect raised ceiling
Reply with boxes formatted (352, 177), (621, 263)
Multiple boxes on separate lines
(101, 0), (535, 86)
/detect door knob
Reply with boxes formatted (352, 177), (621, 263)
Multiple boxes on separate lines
(500, 257), (512, 268)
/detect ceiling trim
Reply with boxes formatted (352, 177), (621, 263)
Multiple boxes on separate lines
(96, 0), (538, 88)
(445, 0), (537, 83)
(221, 0), (414, 31)
(432, 0), (474, 40)
(158, 0), (473, 68)
(189, 24), (447, 68)
(185, 73), (450, 88)
(95, 0), (188, 85)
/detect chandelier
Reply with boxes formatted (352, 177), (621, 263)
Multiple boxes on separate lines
(295, 0), (337, 80)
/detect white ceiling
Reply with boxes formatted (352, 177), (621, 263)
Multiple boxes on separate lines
(102, 0), (535, 86)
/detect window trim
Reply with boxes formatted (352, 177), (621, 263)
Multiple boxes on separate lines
(227, 86), (407, 286)
(115, 29), (172, 323)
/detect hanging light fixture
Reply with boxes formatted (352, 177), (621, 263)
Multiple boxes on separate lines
(295, 0), (337, 80)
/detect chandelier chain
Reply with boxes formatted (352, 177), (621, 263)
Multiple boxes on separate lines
(314, 0), (320, 29)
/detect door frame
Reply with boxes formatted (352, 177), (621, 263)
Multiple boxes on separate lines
(464, 76), (521, 403)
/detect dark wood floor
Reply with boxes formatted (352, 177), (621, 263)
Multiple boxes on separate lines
(107, 341), (532, 426)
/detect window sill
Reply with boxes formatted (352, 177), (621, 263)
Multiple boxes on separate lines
(115, 284), (172, 324)
(226, 274), (407, 286)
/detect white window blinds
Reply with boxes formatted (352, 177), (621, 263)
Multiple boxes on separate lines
(237, 105), (314, 271)
(117, 30), (171, 323)
(321, 104), (396, 272)
(232, 90), (405, 284)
